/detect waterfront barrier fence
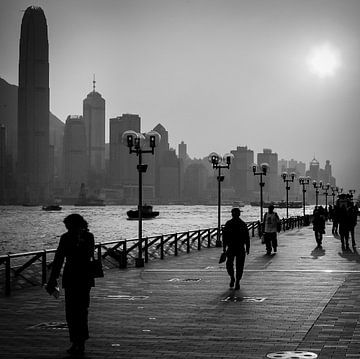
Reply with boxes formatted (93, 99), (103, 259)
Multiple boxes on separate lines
(0, 215), (309, 296)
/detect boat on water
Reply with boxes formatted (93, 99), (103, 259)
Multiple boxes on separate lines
(74, 183), (105, 206)
(250, 200), (303, 208)
(274, 200), (303, 208)
(127, 205), (159, 220)
(42, 204), (62, 211)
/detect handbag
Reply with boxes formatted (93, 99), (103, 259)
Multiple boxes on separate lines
(219, 251), (227, 264)
(90, 257), (104, 278)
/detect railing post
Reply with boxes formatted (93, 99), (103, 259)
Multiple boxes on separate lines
(5, 255), (10, 296)
(252, 222), (255, 237)
(197, 230), (201, 250)
(97, 243), (102, 260)
(160, 235), (164, 259)
(174, 233), (178, 256)
(120, 241), (127, 269)
(145, 237), (149, 263)
(42, 250), (47, 286)
(207, 229), (211, 248)
(187, 232), (190, 253)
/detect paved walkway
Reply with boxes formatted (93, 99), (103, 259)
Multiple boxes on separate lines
(0, 222), (360, 358)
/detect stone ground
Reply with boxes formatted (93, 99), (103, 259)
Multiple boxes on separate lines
(0, 222), (360, 358)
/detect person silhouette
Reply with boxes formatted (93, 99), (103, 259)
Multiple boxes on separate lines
(222, 208), (250, 290)
(263, 204), (281, 255)
(46, 214), (95, 356)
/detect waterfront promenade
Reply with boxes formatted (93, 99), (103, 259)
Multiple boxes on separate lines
(1, 222), (360, 358)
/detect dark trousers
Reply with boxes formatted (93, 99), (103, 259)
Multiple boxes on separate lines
(314, 231), (323, 245)
(339, 225), (349, 248)
(65, 286), (91, 344)
(226, 250), (246, 281)
(350, 226), (356, 246)
(264, 232), (277, 253)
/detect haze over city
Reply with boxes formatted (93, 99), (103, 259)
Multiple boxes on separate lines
(1, 0), (360, 191)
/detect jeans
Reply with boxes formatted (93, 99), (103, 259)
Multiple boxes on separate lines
(264, 232), (277, 253)
(65, 286), (91, 344)
(226, 250), (246, 281)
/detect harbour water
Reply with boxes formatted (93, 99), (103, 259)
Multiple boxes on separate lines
(0, 205), (314, 255)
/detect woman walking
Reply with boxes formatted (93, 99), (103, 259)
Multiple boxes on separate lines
(46, 214), (95, 356)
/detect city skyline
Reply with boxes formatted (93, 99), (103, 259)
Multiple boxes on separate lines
(1, 0), (360, 191)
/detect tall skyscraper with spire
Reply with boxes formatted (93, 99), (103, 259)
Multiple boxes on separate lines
(83, 76), (105, 188)
(17, 6), (50, 203)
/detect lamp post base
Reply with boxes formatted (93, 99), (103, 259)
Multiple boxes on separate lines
(135, 258), (145, 268)
(215, 239), (222, 248)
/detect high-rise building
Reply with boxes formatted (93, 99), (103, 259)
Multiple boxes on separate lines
(17, 6), (50, 203)
(153, 124), (170, 199)
(83, 78), (105, 187)
(257, 148), (279, 200)
(0, 125), (6, 203)
(63, 116), (87, 196)
(230, 146), (254, 200)
(109, 114), (140, 187)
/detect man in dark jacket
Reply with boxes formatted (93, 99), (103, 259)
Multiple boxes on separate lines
(222, 207), (250, 290)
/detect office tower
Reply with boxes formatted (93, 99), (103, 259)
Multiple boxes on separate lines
(230, 146), (254, 200)
(178, 141), (188, 199)
(307, 158), (320, 181)
(83, 78), (105, 186)
(63, 116), (87, 195)
(0, 125), (6, 203)
(17, 6), (50, 203)
(153, 123), (170, 199)
(178, 141), (187, 161)
(257, 148), (279, 200)
(158, 149), (180, 202)
(183, 162), (208, 203)
(109, 114), (140, 187)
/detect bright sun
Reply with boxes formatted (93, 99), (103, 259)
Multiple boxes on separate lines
(306, 43), (341, 78)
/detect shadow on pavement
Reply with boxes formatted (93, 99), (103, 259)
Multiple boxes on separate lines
(311, 246), (326, 259)
(338, 247), (360, 263)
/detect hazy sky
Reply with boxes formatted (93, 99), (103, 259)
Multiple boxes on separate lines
(1, 0), (360, 192)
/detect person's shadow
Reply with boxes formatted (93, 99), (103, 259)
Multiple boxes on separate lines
(311, 246), (326, 259)
(338, 247), (360, 263)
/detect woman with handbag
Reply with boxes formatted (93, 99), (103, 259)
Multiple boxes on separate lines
(46, 214), (95, 356)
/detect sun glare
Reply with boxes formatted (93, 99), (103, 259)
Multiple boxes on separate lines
(306, 43), (341, 78)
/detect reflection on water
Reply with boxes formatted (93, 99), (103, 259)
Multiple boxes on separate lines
(0, 205), (314, 254)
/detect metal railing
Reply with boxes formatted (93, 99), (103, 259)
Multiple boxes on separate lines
(0, 216), (309, 296)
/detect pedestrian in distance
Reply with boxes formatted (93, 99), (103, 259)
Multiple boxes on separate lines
(332, 204), (339, 235)
(262, 204), (281, 255)
(46, 214), (96, 356)
(338, 204), (351, 251)
(348, 202), (358, 248)
(222, 207), (250, 290)
(312, 206), (326, 248)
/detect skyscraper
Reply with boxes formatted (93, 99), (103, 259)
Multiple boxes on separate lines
(109, 114), (141, 187)
(257, 148), (279, 200)
(63, 116), (87, 196)
(230, 146), (254, 200)
(17, 6), (50, 203)
(83, 78), (105, 187)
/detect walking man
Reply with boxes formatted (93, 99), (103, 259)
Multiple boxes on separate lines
(263, 204), (281, 255)
(222, 208), (250, 290)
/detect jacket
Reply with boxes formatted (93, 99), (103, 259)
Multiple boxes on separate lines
(223, 217), (250, 253)
(49, 230), (95, 288)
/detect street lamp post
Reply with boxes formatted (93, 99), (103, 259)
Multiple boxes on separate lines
(299, 176), (311, 217)
(122, 129), (161, 268)
(312, 180), (323, 207)
(322, 183), (330, 210)
(252, 163), (269, 222)
(281, 172), (296, 219)
(331, 186), (338, 206)
(349, 189), (356, 201)
(208, 152), (233, 247)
